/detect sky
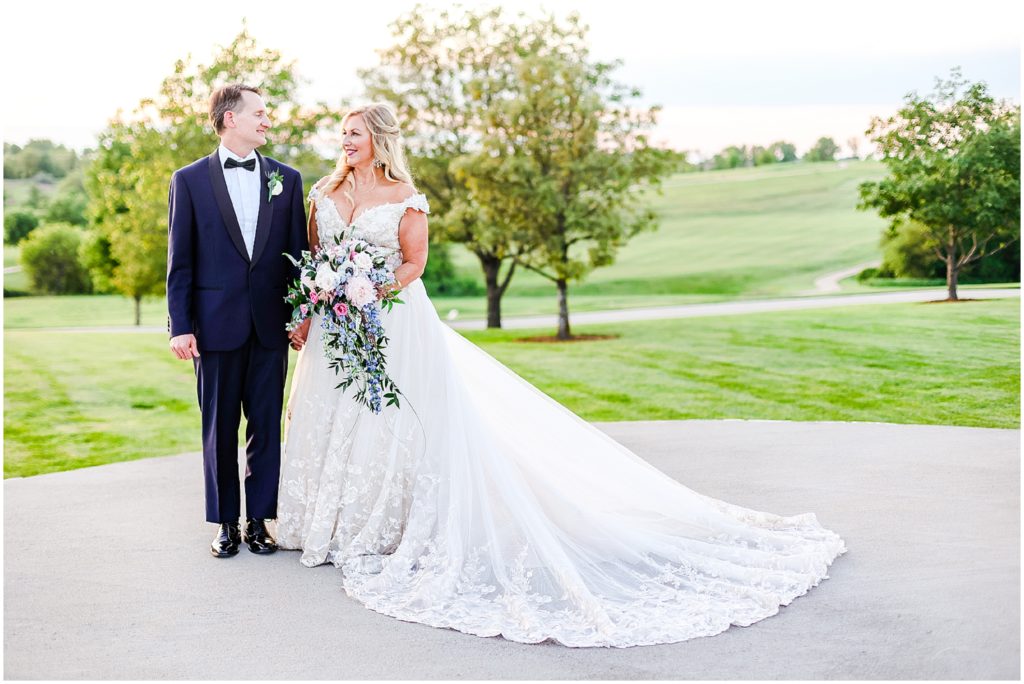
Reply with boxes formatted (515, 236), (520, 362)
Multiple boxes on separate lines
(1, 0), (1020, 158)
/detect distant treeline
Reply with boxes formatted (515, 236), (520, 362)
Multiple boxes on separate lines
(5, 134), (845, 182)
(666, 136), (846, 173)
(4, 140), (83, 179)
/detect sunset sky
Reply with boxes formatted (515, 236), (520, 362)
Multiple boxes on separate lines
(2, 0), (1019, 158)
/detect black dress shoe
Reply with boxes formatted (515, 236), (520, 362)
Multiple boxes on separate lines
(243, 518), (278, 555)
(210, 521), (241, 558)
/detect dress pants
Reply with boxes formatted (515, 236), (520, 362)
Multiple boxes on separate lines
(194, 326), (287, 523)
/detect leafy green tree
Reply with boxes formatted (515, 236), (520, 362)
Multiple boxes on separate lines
(2, 140), (78, 179)
(19, 222), (92, 294)
(752, 145), (776, 166)
(86, 25), (342, 324)
(713, 145), (748, 169)
(859, 69), (1020, 300)
(770, 140), (798, 162)
(4, 210), (39, 244)
(456, 44), (672, 339)
(79, 230), (118, 294)
(360, 5), (548, 327)
(879, 219), (944, 278)
(804, 136), (839, 162)
(44, 191), (88, 226)
(26, 186), (46, 210)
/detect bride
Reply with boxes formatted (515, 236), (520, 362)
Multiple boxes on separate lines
(277, 102), (847, 648)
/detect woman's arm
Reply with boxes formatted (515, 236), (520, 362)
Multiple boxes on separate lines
(307, 193), (320, 255)
(391, 207), (429, 290)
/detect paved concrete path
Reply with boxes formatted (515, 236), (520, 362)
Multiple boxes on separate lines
(806, 261), (881, 294)
(4, 420), (1019, 679)
(29, 287), (1021, 335)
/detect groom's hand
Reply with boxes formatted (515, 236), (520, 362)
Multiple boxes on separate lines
(170, 334), (200, 360)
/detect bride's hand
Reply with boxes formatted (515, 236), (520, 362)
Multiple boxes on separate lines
(289, 318), (311, 350)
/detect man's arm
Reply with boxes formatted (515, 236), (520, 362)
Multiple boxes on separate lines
(286, 170), (309, 274)
(167, 171), (199, 359)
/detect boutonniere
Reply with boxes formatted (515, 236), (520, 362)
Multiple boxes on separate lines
(266, 168), (284, 203)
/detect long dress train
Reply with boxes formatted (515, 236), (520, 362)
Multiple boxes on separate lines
(276, 184), (847, 648)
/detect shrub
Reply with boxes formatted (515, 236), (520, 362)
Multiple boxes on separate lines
(4, 210), (39, 244)
(19, 223), (92, 294)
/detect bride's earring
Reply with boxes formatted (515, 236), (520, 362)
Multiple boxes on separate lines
(372, 158), (384, 168)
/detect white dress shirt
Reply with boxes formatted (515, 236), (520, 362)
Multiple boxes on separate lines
(218, 144), (261, 258)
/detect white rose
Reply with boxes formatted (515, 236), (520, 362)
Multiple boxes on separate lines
(345, 275), (376, 309)
(353, 251), (374, 272)
(314, 263), (341, 291)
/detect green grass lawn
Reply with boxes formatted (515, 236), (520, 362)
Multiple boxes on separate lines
(5, 297), (1017, 478)
(4, 245), (19, 268)
(461, 298), (1019, 429)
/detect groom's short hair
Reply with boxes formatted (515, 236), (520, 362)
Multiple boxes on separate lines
(209, 84), (262, 134)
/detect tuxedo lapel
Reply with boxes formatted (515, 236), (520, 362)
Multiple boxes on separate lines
(250, 151), (273, 269)
(207, 151), (251, 263)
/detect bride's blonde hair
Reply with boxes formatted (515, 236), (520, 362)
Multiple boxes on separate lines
(322, 102), (414, 205)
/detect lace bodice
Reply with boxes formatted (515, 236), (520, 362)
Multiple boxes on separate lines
(308, 182), (430, 270)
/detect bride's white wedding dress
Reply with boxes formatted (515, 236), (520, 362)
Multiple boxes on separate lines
(277, 183), (847, 648)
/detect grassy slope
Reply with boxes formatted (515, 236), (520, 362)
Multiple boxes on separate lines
(447, 160), (890, 297)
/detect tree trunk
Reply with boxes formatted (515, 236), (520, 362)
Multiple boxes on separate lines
(946, 231), (959, 301)
(946, 259), (960, 301)
(480, 254), (503, 329)
(134, 295), (142, 326)
(556, 278), (571, 340)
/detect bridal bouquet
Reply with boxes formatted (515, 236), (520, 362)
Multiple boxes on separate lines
(284, 239), (403, 414)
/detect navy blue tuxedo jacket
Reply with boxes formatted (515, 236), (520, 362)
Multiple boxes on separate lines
(166, 150), (308, 351)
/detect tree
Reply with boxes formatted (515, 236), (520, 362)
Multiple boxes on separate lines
(878, 219), (944, 278)
(859, 69), (1020, 300)
(19, 222), (92, 294)
(86, 25), (342, 324)
(712, 145), (748, 169)
(752, 145), (776, 166)
(846, 137), (860, 159)
(2, 140), (78, 179)
(4, 210), (39, 244)
(360, 5), (545, 328)
(79, 230), (118, 294)
(804, 136), (839, 162)
(770, 140), (798, 162)
(456, 41), (671, 340)
(44, 191), (88, 226)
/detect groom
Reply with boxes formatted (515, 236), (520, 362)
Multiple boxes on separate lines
(166, 84), (308, 558)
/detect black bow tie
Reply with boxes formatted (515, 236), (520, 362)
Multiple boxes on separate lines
(224, 157), (256, 171)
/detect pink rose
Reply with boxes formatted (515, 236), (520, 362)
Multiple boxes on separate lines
(333, 302), (349, 317)
(344, 275), (376, 309)
(299, 304), (309, 316)
(309, 290), (319, 305)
